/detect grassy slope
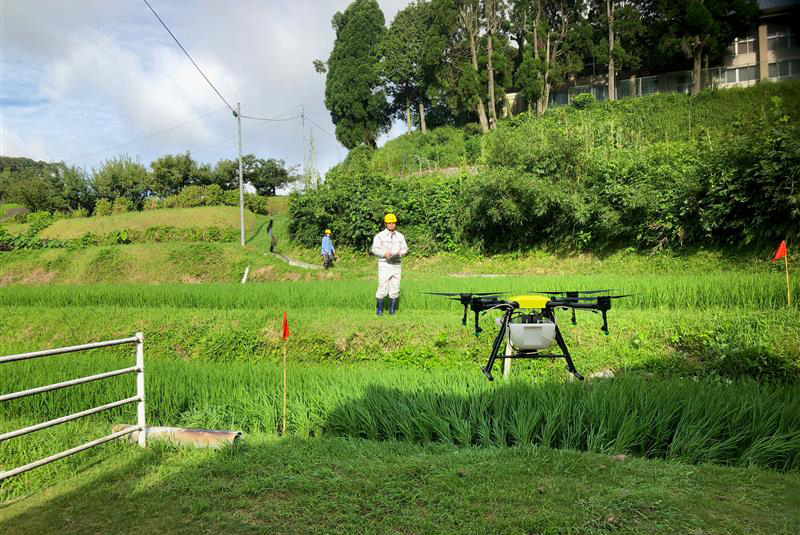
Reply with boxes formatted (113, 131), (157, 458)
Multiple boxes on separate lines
(1, 437), (798, 535)
(38, 206), (258, 239)
(5, 209), (790, 285)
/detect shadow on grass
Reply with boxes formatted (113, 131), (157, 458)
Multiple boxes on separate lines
(245, 218), (269, 246)
(2, 429), (800, 535)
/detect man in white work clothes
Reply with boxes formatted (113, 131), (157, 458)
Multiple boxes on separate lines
(372, 213), (408, 315)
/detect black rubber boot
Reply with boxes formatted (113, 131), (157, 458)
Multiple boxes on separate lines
(388, 298), (398, 315)
(376, 298), (384, 316)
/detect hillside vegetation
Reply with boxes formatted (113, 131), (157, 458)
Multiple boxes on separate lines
(39, 206), (257, 240)
(290, 82), (800, 254)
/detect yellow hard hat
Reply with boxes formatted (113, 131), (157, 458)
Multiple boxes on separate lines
(324, 229), (331, 235)
(384, 213), (397, 223)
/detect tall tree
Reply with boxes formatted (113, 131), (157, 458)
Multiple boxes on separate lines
(588, 0), (649, 99)
(324, 0), (390, 149)
(607, 0), (615, 100)
(526, 0), (588, 115)
(90, 155), (150, 208)
(485, 0), (501, 128)
(213, 155), (296, 195)
(150, 152), (212, 197)
(379, 1), (430, 134)
(458, 0), (490, 131)
(658, 0), (758, 96)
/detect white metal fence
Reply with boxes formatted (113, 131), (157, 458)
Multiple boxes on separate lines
(0, 333), (146, 481)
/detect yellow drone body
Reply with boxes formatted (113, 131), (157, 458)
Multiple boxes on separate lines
(507, 295), (551, 309)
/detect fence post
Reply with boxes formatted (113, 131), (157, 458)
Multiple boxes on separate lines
(136, 332), (146, 447)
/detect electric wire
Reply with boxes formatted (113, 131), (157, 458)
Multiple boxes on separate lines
(142, 0), (234, 111)
(306, 116), (337, 142)
(64, 106), (228, 162)
(191, 104), (302, 155)
(240, 113), (303, 122)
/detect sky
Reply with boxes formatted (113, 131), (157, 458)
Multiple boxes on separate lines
(0, 0), (411, 177)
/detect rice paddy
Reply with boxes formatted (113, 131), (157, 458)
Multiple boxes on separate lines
(1, 256), (798, 528)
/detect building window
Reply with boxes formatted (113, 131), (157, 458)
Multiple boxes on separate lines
(724, 65), (758, 83)
(734, 35), (757, 55)
(738, 65), (757, 82)
(767, 26), (799, 50)
(769, 59), (800, 80)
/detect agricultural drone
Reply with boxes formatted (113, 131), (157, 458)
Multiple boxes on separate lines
(425, 291), (628, 381)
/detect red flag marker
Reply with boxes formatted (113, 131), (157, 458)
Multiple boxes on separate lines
(281, 312), (289, 435)
(772, 240), (787, 263)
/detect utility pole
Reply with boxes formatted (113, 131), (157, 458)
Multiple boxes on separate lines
(235, 102), (245, 247)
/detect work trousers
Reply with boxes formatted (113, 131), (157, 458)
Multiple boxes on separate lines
(376, 262), (402, 299)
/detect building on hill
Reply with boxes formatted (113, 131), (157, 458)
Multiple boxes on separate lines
(505, 0), (800, 112)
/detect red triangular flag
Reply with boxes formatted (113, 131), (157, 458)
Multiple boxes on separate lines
(282, 312), (290, 340)
(772, 240), (787, 263)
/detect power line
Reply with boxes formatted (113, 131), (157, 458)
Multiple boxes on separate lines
(142, 0), (234, 111)
(64, 106), (228, 162)
(240, 113), (303, 122)
(306, 116), (338, 142)
(191, 104), (303, 155)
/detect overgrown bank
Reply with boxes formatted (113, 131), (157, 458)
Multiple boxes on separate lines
(290, 83), (800, 253)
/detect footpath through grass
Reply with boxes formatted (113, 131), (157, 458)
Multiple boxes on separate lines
(1, 436), (799, 535)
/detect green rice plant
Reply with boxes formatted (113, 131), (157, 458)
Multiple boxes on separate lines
(2, 355), (800, 503)
(0, 272), (796, 311)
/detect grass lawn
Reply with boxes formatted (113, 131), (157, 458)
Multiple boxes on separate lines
(38, 206), (259, 239)
(1, 436), (798, 535)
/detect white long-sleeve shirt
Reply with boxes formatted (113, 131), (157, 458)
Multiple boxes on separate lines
(371, 228), (408, 263)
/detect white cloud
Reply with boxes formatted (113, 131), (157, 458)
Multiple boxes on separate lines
(0, 124), (50, 161)
(1, 0), (414, 171)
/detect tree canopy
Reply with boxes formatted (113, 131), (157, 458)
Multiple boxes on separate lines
(324, 0), (391, 149)
(316, 0), (765, 127)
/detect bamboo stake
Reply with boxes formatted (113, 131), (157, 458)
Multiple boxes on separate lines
(282, 343), (287, 435)
(785, 252), (792, 308)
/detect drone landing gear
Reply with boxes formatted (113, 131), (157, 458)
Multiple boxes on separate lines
(481, 309), (584, 381)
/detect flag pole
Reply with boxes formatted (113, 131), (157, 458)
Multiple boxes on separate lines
(282, 342), (287, 435)
(785, 249), (792, 308)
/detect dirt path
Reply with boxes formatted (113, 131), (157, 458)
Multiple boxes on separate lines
(266, 252), (322, 270)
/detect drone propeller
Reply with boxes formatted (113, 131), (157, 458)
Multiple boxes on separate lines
(424, 292), (506, 332)
(566, 295), (631, 301)
(423, 291), (506, 297)
(530, 289), (616, 295)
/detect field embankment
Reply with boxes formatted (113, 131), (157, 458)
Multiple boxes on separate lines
(38, 206), (257, 240)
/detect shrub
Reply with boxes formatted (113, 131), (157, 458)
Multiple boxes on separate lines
(111, 198), (132, 214)
(177, 185), (206, 207)
(671, 324), (799, 382)
(143, 197), (160, 211)
(571, 92), (595, 109)
(25, 211), (54, 234)
(94, 198), (113, 217)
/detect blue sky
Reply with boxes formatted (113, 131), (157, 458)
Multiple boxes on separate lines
(1, 0), (409, 176)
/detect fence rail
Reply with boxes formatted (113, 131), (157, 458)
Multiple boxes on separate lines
(0, 333), (146, 482)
